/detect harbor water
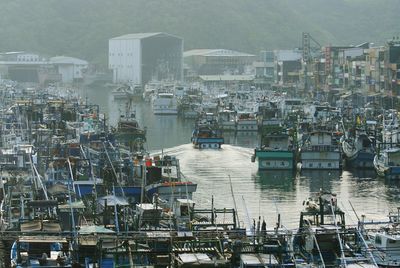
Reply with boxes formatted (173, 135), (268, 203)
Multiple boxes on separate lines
(80, 85), (400, 230)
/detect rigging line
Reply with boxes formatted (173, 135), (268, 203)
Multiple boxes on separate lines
(67, 157), (81, 198)
(342, 201), (379, 266)
(66, 158), (78, 260)
(311, 231), (326, 268)
(81, 145), (97, 199)
(242, 196), (253, 236)
(329, 199), (347, 267)
(102, 141), (125, 198)
(228, 175), (240, 228)
(341, 201), (357, 224)
(29, 154), (48, 200)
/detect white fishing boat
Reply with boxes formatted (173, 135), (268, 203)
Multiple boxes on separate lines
(152, 92), (178, 115)
(299, 130), (341, 170)
(218, 109), (237, 131)
(374, 111), (400, 179)
(236, 111), (258, 132)
(111, 84), (134, 100)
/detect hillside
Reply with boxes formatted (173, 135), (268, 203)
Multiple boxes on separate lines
(0, 0), (398, 66)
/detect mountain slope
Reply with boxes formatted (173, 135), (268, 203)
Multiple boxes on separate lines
(0, 0), (398, 65)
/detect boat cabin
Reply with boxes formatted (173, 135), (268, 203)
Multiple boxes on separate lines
(11, 236), (70, 267)
(387, 149), (400, 166)
(262, 134), (290, 150)
(372, 232), (400, 259)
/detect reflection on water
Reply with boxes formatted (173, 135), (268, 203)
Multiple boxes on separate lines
(79, 85), (400, 229)
(298, 170), (342, 193)
(81, 85), (260, 150)
(254, 170), (295, 193)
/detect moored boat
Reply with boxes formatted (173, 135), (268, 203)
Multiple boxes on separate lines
(252, 126), (295, 170)
(191, 113), (224, 149)
(152, 92), (178, 115)
(299, 129), (341, 171)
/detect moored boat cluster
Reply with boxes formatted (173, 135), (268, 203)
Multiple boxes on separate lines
(1, 80), (400, 267)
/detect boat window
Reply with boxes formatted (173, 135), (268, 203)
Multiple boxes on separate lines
(388, 238), (397, 244)
(375, 236), (382, 245)
(318, 134), (324, 144)
(181, 205), (189, 216)
(388, 151), (400, 165)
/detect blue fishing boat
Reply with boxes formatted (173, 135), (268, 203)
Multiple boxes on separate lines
(342, 132), (375, 169)
(341, 116), (377, 169)
(191, 113), (224, 149)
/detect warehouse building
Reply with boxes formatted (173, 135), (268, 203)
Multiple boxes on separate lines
(109, 32), (183, 85)
(184, 49), (255, 76)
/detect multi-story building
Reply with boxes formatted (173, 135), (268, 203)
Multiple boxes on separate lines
(365, 46), (385, 93)
(274, 50), (302, 85)
(385, 38), (400, 95)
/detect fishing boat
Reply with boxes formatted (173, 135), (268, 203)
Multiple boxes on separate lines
(144, 155), (197, 204)
(178, 95), (201, 119)
(298, 129), (341, 171)
(111, 84), (135, 100)
(252, 126), (295, 170)
(236, 111), (258, 132)
(113, 101), (146, 152)
(374, 147), (400, 179)
(191, 113), (224, 149)
(218, 109), (237, 131)
(293, 190), (377, 267)
(374, 112), (400, 179)
(341, 115), (377, 169)
(152, 92), (178, 115)
(342, 132), (375, 169)
(10, 236), (71, 267)
(357, 208), (400, 267)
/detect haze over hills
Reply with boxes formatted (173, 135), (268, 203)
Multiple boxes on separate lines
(0, 0), (398, 66)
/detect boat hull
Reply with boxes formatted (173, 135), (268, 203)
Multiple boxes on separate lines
(300, 151), (341, 170)
(192, 137), (224, 149)
(254, 150), (295, 170)
(374, 155), (400, 179)
(153, 108), (178, 115)
(344, 150), (375, 169)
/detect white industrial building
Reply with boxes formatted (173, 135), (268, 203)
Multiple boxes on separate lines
(109, 32), (183, 85)
(0, 52), (88, 84)
(49, 56), (88, 83)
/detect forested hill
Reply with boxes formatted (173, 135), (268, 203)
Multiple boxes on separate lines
(0, 0), (398, 66)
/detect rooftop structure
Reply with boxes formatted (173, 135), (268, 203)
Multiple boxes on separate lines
(184, 49), (256, 76)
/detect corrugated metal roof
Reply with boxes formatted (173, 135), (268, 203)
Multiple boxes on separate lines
(50, 56), (88, 65)
(110, 32), (182, 40)
(184, 49), (255, 57)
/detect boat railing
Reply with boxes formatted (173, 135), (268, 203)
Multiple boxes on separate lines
(302, 145), (339, 152)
